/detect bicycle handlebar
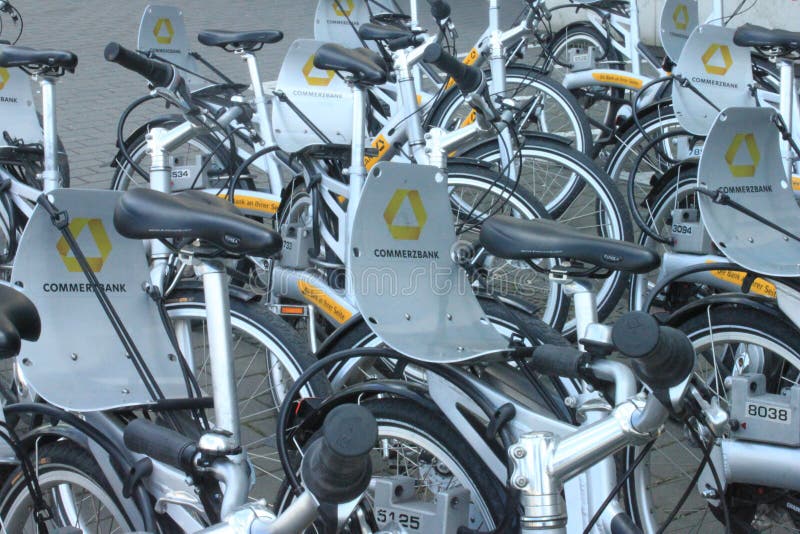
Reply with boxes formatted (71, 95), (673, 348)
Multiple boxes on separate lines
(428, 0), (451, 20)
(422, 42), (482, 94)
(104, 42), (174, 88)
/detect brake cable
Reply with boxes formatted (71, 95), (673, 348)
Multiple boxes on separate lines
(582, 440), (655, 534)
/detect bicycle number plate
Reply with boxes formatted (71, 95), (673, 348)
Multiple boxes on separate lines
(698, 107), (800, 276)
(660, 0), (698, 62)
(745, 402), (791, 424)
(272, 39), (354, 153)
(138, 5), (203, 89)
(0, 66), (42, 146)
(11, 189), (186, 411)
(314, 0), (387, 49)
(348, 162), (507, 363)
(673, 24), (754, 135)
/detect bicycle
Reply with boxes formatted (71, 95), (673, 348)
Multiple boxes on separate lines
(0, 278), (376, 533)
(0, 42), (327, 506)
(274, 203), (716, 532)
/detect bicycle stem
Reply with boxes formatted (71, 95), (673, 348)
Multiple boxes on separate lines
(510, 396), (660, 534)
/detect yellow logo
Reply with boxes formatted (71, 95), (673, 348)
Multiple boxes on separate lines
(672, 4), (689, 30)
(333, 0), (355, 16)
(702, 43), (733, 75)
(56, 218), (112, 273)
(153, 18), (175, 45)
(302, 54), (335, 87)
(0, 68), (8, 90)
(384, 189), (427, 240)
(725, 133), (760, 178)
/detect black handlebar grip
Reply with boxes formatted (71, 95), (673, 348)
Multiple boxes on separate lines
(104, 42), (174, 88)
(423, 42), (482, 94)
(301, 404), (377, 504)
(428, 0), (451, 20)
(123, 419), (197, 472)
(612, 312), (695, 390)
(529, 345), (589, 379)
(386, 33), (426, 51)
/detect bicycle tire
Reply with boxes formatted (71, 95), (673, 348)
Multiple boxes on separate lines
(0, 441), (136, 532)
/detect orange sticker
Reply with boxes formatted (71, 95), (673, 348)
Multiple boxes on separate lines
(364, 134), (390, 171)
(706, 263), (776, 298)
(460, 109), (478, 127)
(298, 280), (353, 323)
(218, 194), (279, 214)
(591, 72), (643, 90)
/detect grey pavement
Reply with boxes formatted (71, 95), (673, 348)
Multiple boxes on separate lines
(14, 0), (520, 187)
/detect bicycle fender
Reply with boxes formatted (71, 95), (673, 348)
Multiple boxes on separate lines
(170, 279), (259, 303)
(664, 292), (786, 329)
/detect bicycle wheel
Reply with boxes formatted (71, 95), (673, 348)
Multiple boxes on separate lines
(626, 305), (800, 533)
(542, 24), (625, 139)
(276, 398), (506, 532)
(0, 441), (135, 532)
(446, 161), (571, 330)
(110, 117), (236, 191)
(165, 288), (330, 504)
(461, 136), (634, 331)
(426, 65), (593, 154)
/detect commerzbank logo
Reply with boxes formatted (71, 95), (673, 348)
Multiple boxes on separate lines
(702, 43), (733, 75)
(333, 0), (355, 16)
(56, 218), (112, 273)
(0, 68), (9, 90)
(384, 189), (427, 240)
(672, 4), (689, 31)
(153, 18), (175, 45)
(302, 54), (335, 86)
(725, 133), (760, 178)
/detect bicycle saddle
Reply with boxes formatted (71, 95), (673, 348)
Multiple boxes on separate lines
(0, 285), (41, 359)
(197, 29), (283, 51)
(114, 188), (282, 257)
(358, 22), (412, 42)
(734, 24), (800, 54)
(0, 45), (77, 72)
(480, 216), (660, 274)
(313, 43), (388, 86)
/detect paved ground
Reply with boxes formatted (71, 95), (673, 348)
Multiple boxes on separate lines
(13, 0), (520, 186)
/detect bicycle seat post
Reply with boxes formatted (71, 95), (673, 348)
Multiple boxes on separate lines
(37, 75), (60, 193)
(778, 57), (795, 176)
(345, 80), (368, 298)
(550, 268), (598, 350)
